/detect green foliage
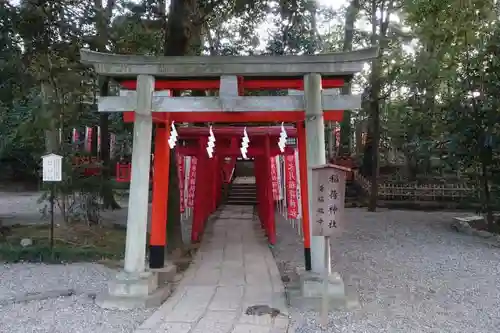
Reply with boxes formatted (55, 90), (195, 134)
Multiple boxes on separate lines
(1, 0), (499, 221)
(0, 91), (46, 181)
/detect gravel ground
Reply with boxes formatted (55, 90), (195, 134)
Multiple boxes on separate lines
(0, 263), (154, 333)
(273, 208), (500, 333)
(0, 188), (195, 333)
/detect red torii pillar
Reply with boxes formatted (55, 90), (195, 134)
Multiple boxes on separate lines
(254, 156), (266, 231)
(149, 123), (170, 268)
(264, 136), (276, 245)
(191, 137), (209, 243)
(210, 155), (218, 213)
(297, 121), (312, 271)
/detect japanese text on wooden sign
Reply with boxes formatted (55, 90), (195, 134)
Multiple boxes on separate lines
(311, 166), (347, 236)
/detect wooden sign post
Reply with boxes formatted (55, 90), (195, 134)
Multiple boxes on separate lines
(42, 153), (63, 253)
(310, 164), (350, 329)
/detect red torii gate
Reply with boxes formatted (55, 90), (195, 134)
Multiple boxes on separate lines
(117, 77), (345, 270)
(80, 48), (376, 288)
(167, 126), (298, 246)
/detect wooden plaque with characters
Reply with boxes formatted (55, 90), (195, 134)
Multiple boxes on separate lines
(310, 164), (351, 237)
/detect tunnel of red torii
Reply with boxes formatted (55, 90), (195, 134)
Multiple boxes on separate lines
(80, 47), (377, 302)
(146, 125), (300, 252)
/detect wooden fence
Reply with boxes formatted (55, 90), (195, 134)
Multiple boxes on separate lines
(353, 171), (482, 201)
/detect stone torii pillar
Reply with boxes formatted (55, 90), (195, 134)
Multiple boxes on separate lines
(95, 75), (172, 309)
(123, 75), (154, 274)
(304, 73), (329, 274)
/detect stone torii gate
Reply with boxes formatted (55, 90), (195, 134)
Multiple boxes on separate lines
(80, 48), (376, 307)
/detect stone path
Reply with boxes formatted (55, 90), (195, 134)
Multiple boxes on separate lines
(135, 205), (290, 333)
(232, 177), (256, 184)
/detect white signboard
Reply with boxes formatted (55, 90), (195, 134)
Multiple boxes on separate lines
(310, 164), (349, 237)
(42, 153), (63, 182)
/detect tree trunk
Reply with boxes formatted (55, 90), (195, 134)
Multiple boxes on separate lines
(94, 0), (120, 209)
(338, 0), (360, 157)
(367, 0), (394, 212)
(355, 119), (363, 156)
(338, 111), (351, 156)
(98, 78), (120, 209)
(327, 122), (334, 161)
(162, 0), (198, 253)
(368, 73), (381, 212)
(41, 82), (59, 153)
(480, 158), (494, 231)
(367, 0), (379, 211)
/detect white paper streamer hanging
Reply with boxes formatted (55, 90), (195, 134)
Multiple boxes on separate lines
(240, 127), (249, 159)
(168, 121), (178, 149)
(207, 125), (215, 158)
(278, 122), (287, 152)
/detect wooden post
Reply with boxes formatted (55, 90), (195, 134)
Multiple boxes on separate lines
(218, 155), (225, 204)
(254, 157), (265, 230)
(215, 156), (221, 205)
(258, 155), (271, 241)
(149, 124), (171, 268)
(230, 137), (238, 181)
(211, 156), (218, 212)
(321, 235), (331, 328)
(260, 157), (270, 237)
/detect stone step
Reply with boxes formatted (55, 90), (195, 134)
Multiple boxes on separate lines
(227, 194), (257, 199)
(226, 201), (257, 206)
(229, 191), (257, 195)
(228, 191), (257, 195)
(229, 186), (256, 191)
(226, 196), (257, 201)
(230, 187), (257, 191)
(227, 196), (257, 201)
(229, 189), (256, 194)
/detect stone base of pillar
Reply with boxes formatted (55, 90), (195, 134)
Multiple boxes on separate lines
(95, 271), (171, 310)
(149, 261), (178, 285)
(287, 267), (360, 311)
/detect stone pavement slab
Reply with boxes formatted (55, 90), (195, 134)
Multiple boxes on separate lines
(135, 205), (291, 333)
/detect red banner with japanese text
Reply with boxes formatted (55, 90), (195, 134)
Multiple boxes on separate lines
(177, 152), (185, 213)
(187, 157), (198, 208)
(285, 154), (298, 219)
(85, 127), (92, 152)
(270, 157), (279, 200)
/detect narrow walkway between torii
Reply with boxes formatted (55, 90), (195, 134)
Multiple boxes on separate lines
(135, 205), (290, 333)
